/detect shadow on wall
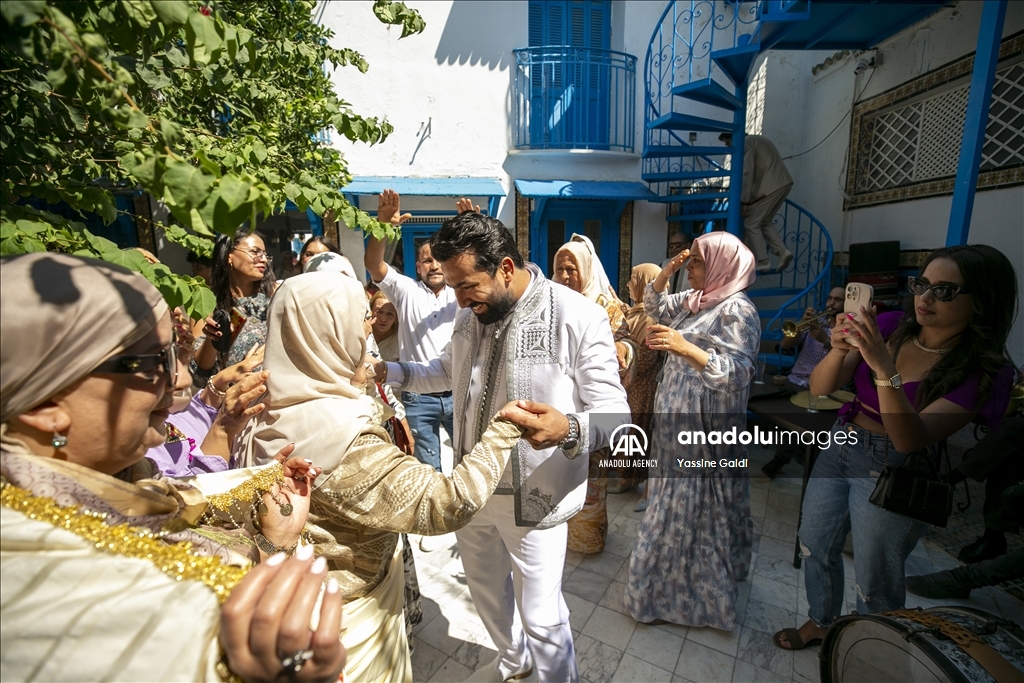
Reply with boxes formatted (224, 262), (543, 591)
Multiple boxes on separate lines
(434, 0), (518, 71)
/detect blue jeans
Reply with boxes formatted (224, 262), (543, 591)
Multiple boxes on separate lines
(799, 423), (929, 627)
(402, 391), (454, 472)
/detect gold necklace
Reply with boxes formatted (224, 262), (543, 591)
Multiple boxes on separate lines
(1, 482), (248, 603)
(914, 336), (951, 354)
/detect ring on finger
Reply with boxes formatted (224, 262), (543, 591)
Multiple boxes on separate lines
(280, 648), (315, 674)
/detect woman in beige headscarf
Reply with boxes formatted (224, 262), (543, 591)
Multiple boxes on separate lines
(553, 235), (637, 554)
(554, 235), (637, 376)
(0, 253), (345, 683)
(237, 272), (526, 683)
(622, 263), (665, 506)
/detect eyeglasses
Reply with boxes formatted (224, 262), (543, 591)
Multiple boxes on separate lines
(908, 277), (968, 302)
(234, 248), (273, 262)
(92, 342), (178, 387)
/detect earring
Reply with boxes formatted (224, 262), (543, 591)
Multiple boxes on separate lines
(52, 425), (68, 449)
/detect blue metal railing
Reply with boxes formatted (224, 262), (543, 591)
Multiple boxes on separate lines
(642, 1), (762, 193)
(644, 0), (760, 110)
(513, 46), (636, 153)
(755, 199), (834, 367)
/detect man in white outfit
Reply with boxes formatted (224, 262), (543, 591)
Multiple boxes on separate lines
(376, 212), (630, 682)
(720, 132), (795, 272)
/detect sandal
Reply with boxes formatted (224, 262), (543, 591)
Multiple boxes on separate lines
(773, 627), (822, 651)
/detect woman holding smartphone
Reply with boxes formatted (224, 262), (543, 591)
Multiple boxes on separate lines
(774, 245), (1018, 651)
(192, 232), (276, 390)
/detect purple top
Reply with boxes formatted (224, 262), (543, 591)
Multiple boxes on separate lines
(841, 311), (1013, 429)
(145, 394), (231, 477)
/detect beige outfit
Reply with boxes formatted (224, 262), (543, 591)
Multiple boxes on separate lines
(237, 272), (523, 683)
(741, 135), (793, 266)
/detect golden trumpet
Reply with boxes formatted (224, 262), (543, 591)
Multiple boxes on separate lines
(782, 310), (834, 338)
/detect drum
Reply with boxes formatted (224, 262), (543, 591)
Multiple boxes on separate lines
(821, 606), (1024, 683)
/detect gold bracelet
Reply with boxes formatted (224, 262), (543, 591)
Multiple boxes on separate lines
(206, 378), (227, 398)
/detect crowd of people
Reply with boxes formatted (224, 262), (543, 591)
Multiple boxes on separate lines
(1, 187), (1020, 682)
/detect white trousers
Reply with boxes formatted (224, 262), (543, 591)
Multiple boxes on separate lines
(456, 495), (578, 682)
(743, 183), (792, 263)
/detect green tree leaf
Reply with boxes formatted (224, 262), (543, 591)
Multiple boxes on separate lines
(164, 158), (215, 209)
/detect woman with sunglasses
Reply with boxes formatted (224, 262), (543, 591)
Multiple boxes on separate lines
(775, 245), (1018, 652)
(192, 232), (276, 389)
(1, 253), (345, 682)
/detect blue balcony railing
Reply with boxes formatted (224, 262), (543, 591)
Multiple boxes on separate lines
(513, 46), (636, 153)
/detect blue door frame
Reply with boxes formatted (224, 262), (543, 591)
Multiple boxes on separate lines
(530, 198), (622, 287)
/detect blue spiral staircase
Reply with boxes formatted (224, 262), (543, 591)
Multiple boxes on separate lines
(640, 0), (947, 364)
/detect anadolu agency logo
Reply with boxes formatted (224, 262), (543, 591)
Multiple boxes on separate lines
(599, 424), (658, 469)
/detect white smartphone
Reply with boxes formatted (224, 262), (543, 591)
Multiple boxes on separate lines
(844, 282), (874, 318)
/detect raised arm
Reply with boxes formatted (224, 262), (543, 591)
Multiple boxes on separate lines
(312, 414), (523, 535)
(364, 189), (411, 283)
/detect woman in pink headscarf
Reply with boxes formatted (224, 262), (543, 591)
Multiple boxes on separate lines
(624, 231), (761, 630)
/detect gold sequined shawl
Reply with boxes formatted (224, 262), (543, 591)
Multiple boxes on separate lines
(0, 436), (256, 682)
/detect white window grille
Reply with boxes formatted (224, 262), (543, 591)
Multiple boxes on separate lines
(860, 57), (1023, 193)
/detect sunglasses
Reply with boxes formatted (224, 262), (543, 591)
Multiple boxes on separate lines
(92, 342), (178, 387)
(908, 277), (968, 303)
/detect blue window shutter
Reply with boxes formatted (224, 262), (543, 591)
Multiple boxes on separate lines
(547, 2), (564, 45)
(528, 2), (543, 46)
(570, 5), (585, 47)
(589, 2), (609, 49)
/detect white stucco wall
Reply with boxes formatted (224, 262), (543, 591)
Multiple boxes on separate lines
(320, 2), (1023, 360)
(319, 0), (673, 268)
(757, 1), (1024, 362)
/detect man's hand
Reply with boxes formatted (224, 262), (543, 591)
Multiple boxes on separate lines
(456, 198), (480, 214)
(370, 360), (388, 384)
(499, 400), (571, 450)
(741, 205), (751, 218)
(378, 189), (412, 227)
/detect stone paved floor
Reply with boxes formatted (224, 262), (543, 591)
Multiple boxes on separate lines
(408, 443), (1024, 682)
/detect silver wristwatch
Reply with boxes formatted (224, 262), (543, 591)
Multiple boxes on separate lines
(558, 414), (580, 451)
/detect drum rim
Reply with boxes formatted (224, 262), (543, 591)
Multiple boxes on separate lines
(820, 612), (971, 683)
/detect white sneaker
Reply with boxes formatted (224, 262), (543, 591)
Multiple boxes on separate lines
(776, 249), (794, 272)
(755, 259), (772, 271)
(465, 657), (534, 682)
(418, 534), (450, 552)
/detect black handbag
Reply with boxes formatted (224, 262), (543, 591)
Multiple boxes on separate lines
(867, 338), (953, 527)
(868, 444), (953, 527)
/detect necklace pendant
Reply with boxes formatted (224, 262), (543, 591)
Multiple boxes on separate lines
(258, 502), (268, 516)
(280, 503), (293, 517)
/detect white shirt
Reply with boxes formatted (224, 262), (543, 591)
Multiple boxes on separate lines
(377, 265), (458, 364)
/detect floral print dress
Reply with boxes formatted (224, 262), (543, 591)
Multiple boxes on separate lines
(189, 293), (270, 388)
(623, 284), (760, 629)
